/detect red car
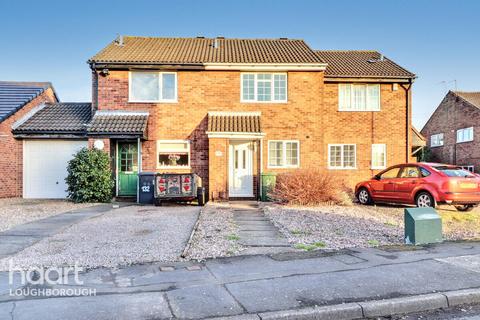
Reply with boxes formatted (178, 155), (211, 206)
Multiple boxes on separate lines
(355, 163), (480, 212)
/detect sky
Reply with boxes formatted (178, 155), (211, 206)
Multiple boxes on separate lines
(1, 0), (479, 129)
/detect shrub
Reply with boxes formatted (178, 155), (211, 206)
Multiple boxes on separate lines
(269, 169), (352, 206)
(65, 148), (114, 203)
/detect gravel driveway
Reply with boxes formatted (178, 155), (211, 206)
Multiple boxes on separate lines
(264, 203), (480, 250)
(0, 205), (200, 270)
(0, 198), (95, 232)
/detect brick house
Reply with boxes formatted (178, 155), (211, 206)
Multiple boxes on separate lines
(11, 36), (416, 200)
(421, 91), (480, 172)
(0, 81), (58, 198)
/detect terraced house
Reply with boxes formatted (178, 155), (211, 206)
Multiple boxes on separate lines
(11, 36), (417, 200)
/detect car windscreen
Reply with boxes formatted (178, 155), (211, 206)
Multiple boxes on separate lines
(433, 166), (475, 177)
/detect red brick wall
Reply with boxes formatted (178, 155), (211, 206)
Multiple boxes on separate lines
(95, 70), (410, 196)
(0, 88), (57, 198)
(421, 92), (480, 171)
(322, 82), (411, 187)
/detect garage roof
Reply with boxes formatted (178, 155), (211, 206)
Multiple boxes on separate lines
(13, 103), (92, 134)
(0, 81), (58, 122)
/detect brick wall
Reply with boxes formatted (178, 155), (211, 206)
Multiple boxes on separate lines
(96, 70), (410, 196)
(421, 92), (480, 171)
(0, 88), (57, 198)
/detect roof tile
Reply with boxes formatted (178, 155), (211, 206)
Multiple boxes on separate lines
(208, 112), (261, 133)
(315, 50), (415, 79)
(452, 91), (480, 109)
(88, 111), (148, 136)
(90, 36), (324, 65)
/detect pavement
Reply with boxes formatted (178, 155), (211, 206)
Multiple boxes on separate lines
(3, 241), (480, 319)
(0, 203), (123, 259)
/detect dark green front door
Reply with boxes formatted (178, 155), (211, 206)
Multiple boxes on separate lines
(117, 141), (138, 196)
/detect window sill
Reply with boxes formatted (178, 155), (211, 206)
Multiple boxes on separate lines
(129, 100), (178, 104)
(157, 166), (191, 170)
(371, 166), (386, 170)
(241, 100), (288, 104)
(267, 165), (299, 169)
(456, 140), (474, 144)
(338, 109), (381, 112)
(430, 145), (443, 148)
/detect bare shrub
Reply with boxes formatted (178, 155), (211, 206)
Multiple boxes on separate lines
(269, 169), (352, 206)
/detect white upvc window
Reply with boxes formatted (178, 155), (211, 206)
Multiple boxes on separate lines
(328, 144), (356, 169)
(371, 144), (386, 169)
(457, 127), (474, 143)
(157, 140), (190, 168)
(339, 84), (380, 111)
(430, 133), (444, 147)
(129, 71), (177, 102)
(268, 140), (299, 168)
(241, 73), (287, 103)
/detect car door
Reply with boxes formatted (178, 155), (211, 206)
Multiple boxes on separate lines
(395, 166), (422, 203)
(369, 166), (402, 201)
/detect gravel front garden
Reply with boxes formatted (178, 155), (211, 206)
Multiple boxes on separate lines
(0, 198), (95, 233)
(0, 205), (200, 270)
(184, 202), (243, 260)
(263, 203), (480, 250)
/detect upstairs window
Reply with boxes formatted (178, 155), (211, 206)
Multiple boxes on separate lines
(157, 140), (190, 168)
(457, 127), (473, 143)
(430, 133), (444, 147)
(241, 73), (287, 102)
(339, 84), (380, 111)
(129, 72), (177, 102)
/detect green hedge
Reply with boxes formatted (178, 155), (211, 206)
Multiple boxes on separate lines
(65, 148), (114, 203)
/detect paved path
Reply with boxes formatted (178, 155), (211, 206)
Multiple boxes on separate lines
(3, 241), (480, 319)
(231, 202), (290, 255)
(0, 203), (122, 259)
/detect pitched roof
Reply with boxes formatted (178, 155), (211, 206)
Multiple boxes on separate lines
(315, 50), (415, 79)
(452, 91), (480, 109)
(0, 81), (57, 122)
(89, 36), (324, 65)
(412, 126), (426, 147)
(13, 103), (91, 134)
(207, 112), (262, 133)
(87, 111), (149, 137)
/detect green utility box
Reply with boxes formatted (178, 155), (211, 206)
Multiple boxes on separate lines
(261, 172), (277, 202)
(404, 207), (443, 245)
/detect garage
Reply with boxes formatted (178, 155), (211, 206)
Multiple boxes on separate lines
(23, 140), (87, 198)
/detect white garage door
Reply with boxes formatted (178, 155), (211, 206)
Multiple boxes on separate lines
(23, 140), (88, 199)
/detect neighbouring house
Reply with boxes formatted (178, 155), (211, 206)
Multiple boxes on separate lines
(11, 36), (416, 200)
(421, 91), (480, 172)
(0, 81), (58, 198)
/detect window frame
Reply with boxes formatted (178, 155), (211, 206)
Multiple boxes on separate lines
(328, 144), (357, 170)
(156, 140), (191, 169)
(456, 127), (474, 143)
(240, 73), (288, 103)
(430, 133), (444, 147)
(371, 144), (387, 170)
(267, 140), (300, 168)
(129, 71), (178, 103)
(338, 83), (381, 111)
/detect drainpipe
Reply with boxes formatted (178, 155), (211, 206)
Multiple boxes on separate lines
(401, 79), (413, 163)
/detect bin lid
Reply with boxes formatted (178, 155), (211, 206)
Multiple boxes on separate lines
(138, 172), (156, 176)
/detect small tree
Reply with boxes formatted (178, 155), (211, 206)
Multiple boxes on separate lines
(66, 148), (114, 203)
(417, 146), (433, 162)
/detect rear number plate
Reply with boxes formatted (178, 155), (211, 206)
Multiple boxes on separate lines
(460, 183), (477, 189)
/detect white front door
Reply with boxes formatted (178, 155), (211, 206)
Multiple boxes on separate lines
(229, 141), (254, 197)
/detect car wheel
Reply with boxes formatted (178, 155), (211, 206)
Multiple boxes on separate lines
(455, 204), (475, 212)
(357, 188), (372, 205)
(415, 191), (435, 208)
